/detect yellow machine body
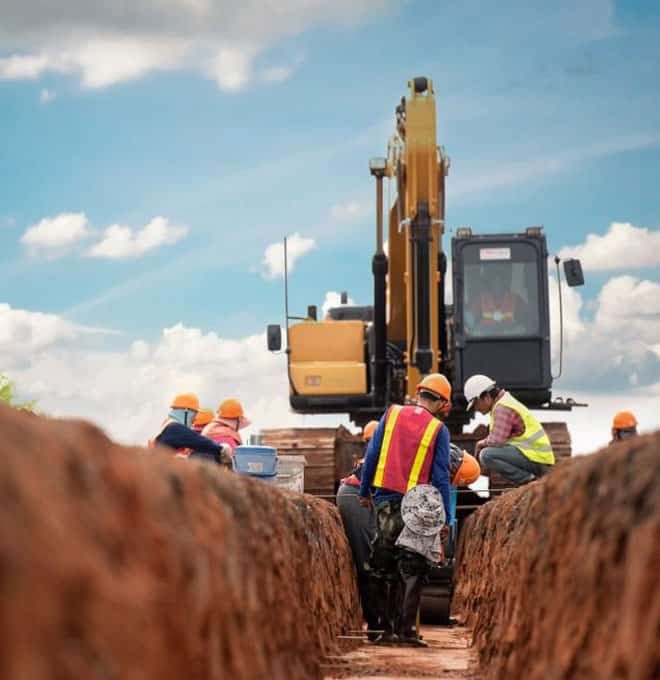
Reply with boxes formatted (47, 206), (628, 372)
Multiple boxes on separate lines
(286, 77), (448, 406)
(288, 321), (367, 395)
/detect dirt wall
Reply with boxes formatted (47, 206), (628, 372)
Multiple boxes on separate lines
(0, 405), (361, 679)
(455, 432), (660, 680)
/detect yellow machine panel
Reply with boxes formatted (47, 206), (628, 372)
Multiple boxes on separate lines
(289, 362), (367, 395)
(289, 320), (367, 395)
(289, 321), (365, 362)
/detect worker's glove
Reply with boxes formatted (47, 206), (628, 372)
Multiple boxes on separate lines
(218, 443), (233, 468)
(358, 495), (374, 508)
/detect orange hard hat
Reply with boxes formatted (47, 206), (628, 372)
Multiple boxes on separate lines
(170, 393), (200, 411)
(612, 411), (637, 430)
(416, 373), (452, 402)
(452, 451), (481, 486)
(362, 420), (379, 442)
(217, 398), (245, 419)
(194, 408), (214, 427)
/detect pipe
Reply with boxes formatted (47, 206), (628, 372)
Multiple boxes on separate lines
(411, 202), (433, 375)
(372, 173), (388, 405)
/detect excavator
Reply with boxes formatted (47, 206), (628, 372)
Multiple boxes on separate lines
(266, 77), (585, 622)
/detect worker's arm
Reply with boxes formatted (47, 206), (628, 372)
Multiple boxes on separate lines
(158, 423), (222, 457)
(359, 414), (386, 498)
(481, 406), (522, 449)
(431, 426), (452, 524)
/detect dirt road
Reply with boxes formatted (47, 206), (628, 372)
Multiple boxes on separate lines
(324, 625), (479, 679)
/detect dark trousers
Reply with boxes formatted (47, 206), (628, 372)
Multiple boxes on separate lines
(367, 500), (430, 637)
(337, 484), (377, 625)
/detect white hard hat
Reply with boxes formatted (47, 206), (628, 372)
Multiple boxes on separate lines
(464, 374), (496, 410)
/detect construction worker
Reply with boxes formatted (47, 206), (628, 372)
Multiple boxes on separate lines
(150, 393), (229, 465)
(467, 263), (530, 336)
(611, 411), (638, 443)
(202, 399), (251, 466)
(359, 374), (452, 647)
(192, 408), (214, 434)
(336, 420), (379, 638)
(464, 374), (554, 486)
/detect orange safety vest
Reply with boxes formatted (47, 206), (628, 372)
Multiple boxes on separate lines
(147, 418), (191, 457)
(373, 405), (443, 494)
(479, 292), (515, 326)
(201, 421), (242, 455)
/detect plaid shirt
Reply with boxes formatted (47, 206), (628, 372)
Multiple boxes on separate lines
(483, 390), (524, 448)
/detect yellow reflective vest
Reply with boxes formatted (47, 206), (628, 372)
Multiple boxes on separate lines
(489, 392), (555, 465)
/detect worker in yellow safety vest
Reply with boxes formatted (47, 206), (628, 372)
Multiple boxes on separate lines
(464, 374), (554, 486)
(359, 374), (452, 647)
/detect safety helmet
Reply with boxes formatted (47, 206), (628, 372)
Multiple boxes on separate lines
(170, 393), (200, 411)
(453, 451), (480, 486)
(218, 399), (245, 419)
(463, 374), (496, 410)
(416, 373), (452, 402)
(612, 411), (637, 430)
(194, 408), (214, 428)
(217, 398), (252, 430)
(362, 420), (379, 442)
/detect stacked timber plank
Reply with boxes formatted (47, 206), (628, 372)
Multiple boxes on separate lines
(541, 421), (572, 459)
(260, 426), (363, 498)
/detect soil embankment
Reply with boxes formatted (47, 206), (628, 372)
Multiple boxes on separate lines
(455, 432), (660, 680)
(0, 405), (360, 679)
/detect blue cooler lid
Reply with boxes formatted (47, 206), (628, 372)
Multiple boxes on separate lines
(235, 445), (277, 455)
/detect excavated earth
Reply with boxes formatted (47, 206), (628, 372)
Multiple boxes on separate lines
(0, 405), (361, 680)
(455, 431), (660, 680)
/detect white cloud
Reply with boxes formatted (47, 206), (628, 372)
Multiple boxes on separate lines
(550, 273), (660, 391)
(88, 217), (189, 259)
(206, 45), (255, 91)
(0, 303), (79, 357)
(0, 53), (52, 79)
(262, 232), (316, 279)
(39, 88), (56, 103)
(3, 316), (346, 445)
(329, 199), (371, 225)
(21, 212), (89, 253)
(0, 1), (392, 90)
(559, 222), (660, 271)
(322, 291), (355, 318)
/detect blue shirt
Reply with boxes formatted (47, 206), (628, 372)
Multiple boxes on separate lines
(156, 422), (222, 462)
(359, 408), (453, 523)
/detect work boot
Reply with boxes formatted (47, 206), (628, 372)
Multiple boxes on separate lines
(396, 574), (428, 647)
(370, 579), (400, 645)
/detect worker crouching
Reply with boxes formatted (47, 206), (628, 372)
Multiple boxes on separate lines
(359, 374), (452, 647)
(464, 374), (554, 486)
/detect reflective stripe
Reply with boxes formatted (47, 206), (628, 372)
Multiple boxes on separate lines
(373, 406), (402, 487)
(511, 428), (553, 451)
(491, 392), (554, 465)
(407, 418), (442, 491)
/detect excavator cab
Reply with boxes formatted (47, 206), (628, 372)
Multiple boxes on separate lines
(452, 227), (553, 409)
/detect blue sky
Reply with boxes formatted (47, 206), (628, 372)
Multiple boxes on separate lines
(1, 0), (659, 448)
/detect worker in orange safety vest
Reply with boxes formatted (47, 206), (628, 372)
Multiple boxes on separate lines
(359, 374), (452, 647)
(201, 399), (251, 467)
